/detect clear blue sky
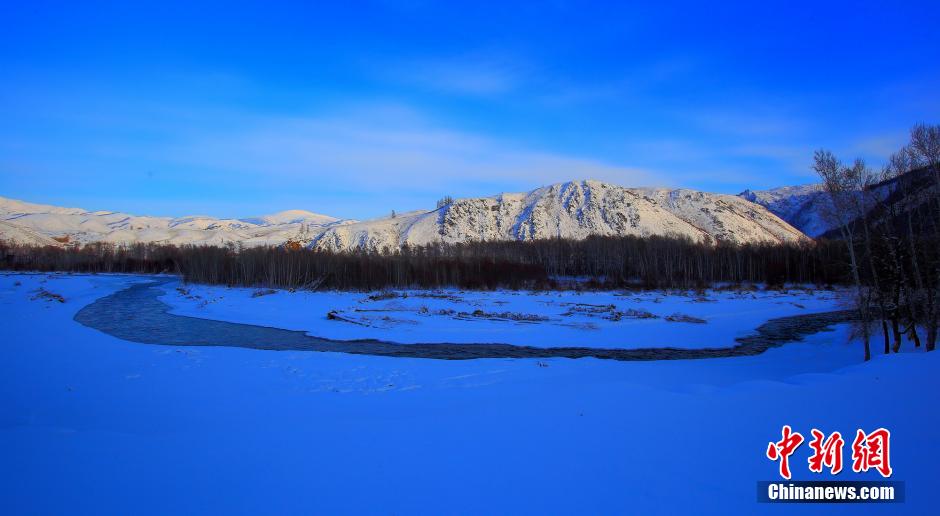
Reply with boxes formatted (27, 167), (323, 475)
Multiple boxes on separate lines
(2, 1), (938, 219)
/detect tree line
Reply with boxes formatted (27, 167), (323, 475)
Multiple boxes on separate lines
(1, 234), (847, 292)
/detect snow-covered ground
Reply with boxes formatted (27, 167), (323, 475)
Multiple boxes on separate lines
(2, 273), (937, 514)
(163, 282), (846, 349)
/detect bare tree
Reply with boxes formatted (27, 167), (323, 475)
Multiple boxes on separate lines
(884, 150), (925, 348)
(906, 124), (940, 350)
(814, 150), (872, 360)
(909, 124), (940, 229)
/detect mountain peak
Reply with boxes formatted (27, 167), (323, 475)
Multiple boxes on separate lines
(240, 209), (339, 226)
(310, 181), (807, 252)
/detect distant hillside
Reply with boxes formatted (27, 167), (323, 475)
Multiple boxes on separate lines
(0, 196), (349, 247)
(0, 220), (61, 247)
(816, 165), (939, 240)
(1, 181), (807, 250)
(741, 166), (937, 239)
(311, 180), (806, 252)
(738, 184), (833, 237)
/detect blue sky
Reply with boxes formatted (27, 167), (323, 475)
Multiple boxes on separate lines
(2, 1), (939, 219)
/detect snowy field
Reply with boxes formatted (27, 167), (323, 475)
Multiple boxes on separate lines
(1, 272), (938, 514)
(162, 281), (846, 349)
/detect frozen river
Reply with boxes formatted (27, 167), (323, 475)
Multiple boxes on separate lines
(75, 278), (856, 361)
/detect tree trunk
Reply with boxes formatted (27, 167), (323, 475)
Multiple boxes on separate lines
(881, 320), (890, 354)
(928, 322), (937, 352)
(891, 318), (902, 353)
(863, 329), (871, 361)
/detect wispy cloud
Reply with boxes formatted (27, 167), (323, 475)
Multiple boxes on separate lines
(159, 103), (662, 214)
(383, 54), (530, 96)
(536, 58), (698, 107)
(689, 108), (806, 137)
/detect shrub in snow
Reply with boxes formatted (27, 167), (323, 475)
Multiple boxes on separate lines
(622, 308), (659, 319)
(665, 313), (707, 324)
(462, 310), (549, 322)
(367, 291), (401, 301)
(31, 289), (65, 303)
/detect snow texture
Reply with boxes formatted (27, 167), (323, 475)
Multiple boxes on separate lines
(163, 282), (847, 349)
(0, 220), (60, 246)
(2, 272), (936, 514)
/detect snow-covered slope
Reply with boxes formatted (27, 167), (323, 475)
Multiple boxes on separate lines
(312, 180), (807, 252)
(637, 188), (806, 244)
(239, 210), (337, 226)
(2, 181), (807, 250)
(0, 197), (88, 217)
(738, 184), (833, 237)
(0, 196), (346, 247)
(0, 220), (62, 246)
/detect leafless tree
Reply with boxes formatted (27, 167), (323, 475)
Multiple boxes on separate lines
(905, 124), (940, 350)
(0, 235), (846, 292)
(814, 150), (873, 360)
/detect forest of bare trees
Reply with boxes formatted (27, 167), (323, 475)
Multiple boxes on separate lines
(813, 123), (940, 357)
(1, 234), (846, 291)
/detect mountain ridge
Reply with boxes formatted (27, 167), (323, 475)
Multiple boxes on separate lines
(309, 180), (806, 252)
(0, 195), (350, 247)
(1, 180), (809, 250)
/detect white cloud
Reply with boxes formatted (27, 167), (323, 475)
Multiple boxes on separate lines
(381, 54), (531, 96)
(170, 104), (662, 196)
(688, 107), (806, 137)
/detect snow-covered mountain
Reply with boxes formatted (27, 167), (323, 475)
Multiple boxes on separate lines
(1, 181), (808, 250)
(239, 210), (338, 226)
(0, 196), (348, 247)
(312, 180), (806, 252)
(0, 220), (62, 246)
(738, 184), (833, 237)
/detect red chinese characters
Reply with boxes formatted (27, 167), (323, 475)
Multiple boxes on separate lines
(766, 425), (804, 479)
(807, 429), (844, 474)
(768, 426), (893, 478)
(851, 428), (893, 478)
